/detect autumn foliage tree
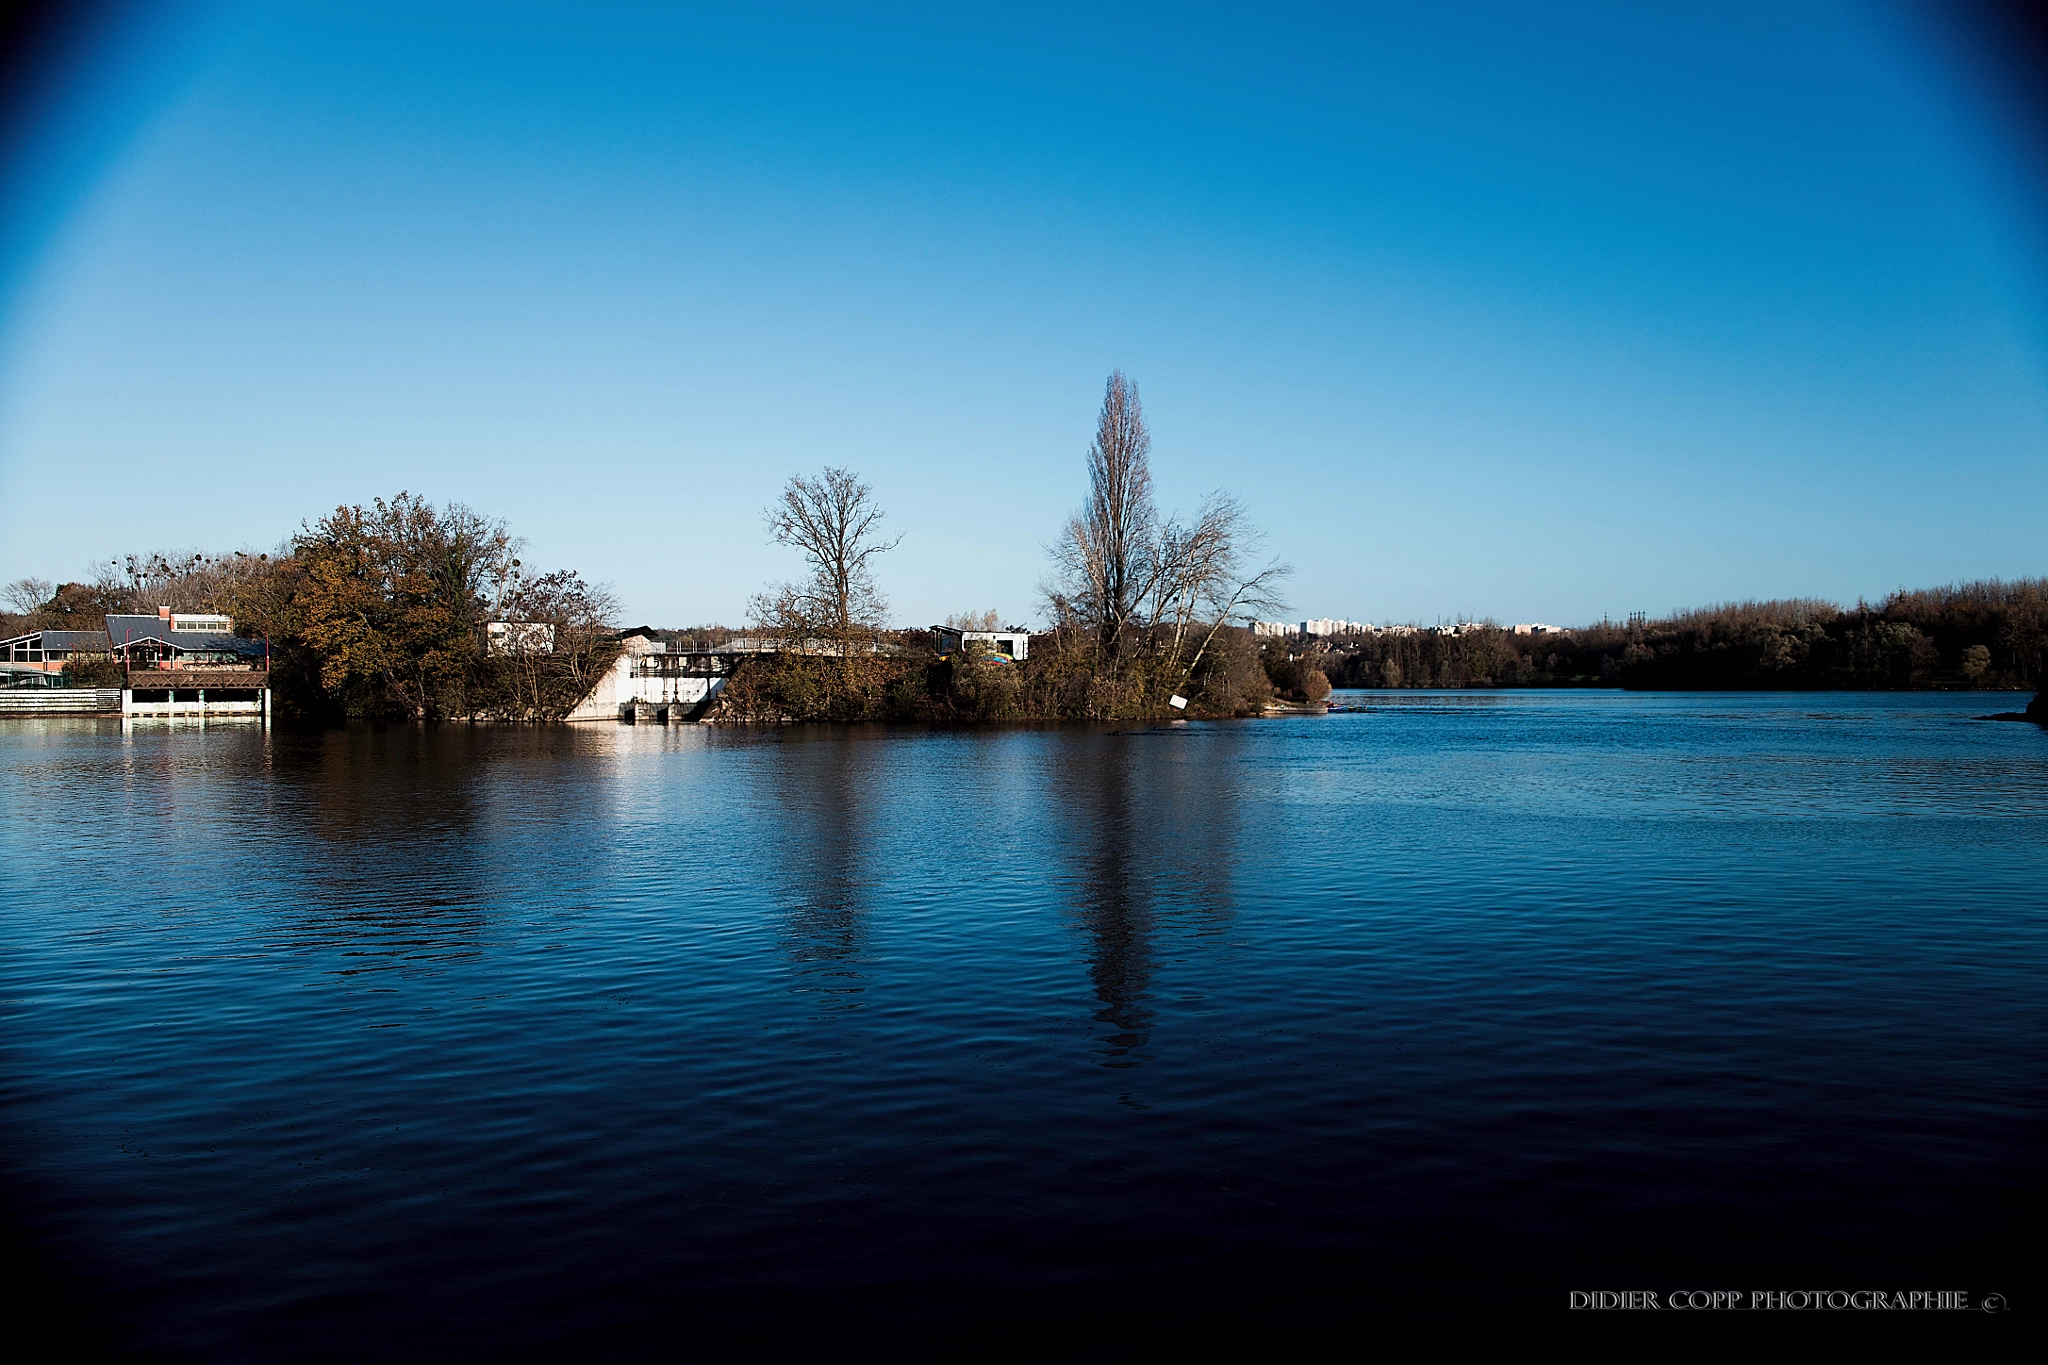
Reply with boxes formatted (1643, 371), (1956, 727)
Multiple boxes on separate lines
(286, 495), (513, 717)
(215, 493), (618, 720)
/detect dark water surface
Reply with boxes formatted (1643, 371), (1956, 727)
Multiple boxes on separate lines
(3, 692), (2042, 1353)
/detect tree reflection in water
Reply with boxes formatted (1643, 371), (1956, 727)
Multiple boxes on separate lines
(269, 726), (500, 970)
(754, 728), (879, 1012)
(1056, 725), (1245, 1069)
(1073, 747), (1153, 1065)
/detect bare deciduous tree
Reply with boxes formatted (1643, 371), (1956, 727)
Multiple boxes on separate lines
(1048, 371), (1156, 661)
(1046, 372), (1291, 685)
(752, 467), (901, 655)
(79, 550), (288, 618)
(3, 577), (53, 618)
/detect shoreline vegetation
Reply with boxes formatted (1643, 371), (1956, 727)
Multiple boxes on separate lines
(3, 372), (2042, 724)
(687, 577), (2048, 723)
(1317, 584), (2045, 696)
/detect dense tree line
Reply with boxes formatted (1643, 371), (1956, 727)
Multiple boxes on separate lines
(4, 494), (619, 720)
(1317, 581), (2046, 691)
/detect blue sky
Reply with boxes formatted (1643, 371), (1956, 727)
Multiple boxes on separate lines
(2, 1), (2044, 628)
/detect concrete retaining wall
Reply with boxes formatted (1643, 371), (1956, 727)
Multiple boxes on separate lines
(0, 689), (121, 715)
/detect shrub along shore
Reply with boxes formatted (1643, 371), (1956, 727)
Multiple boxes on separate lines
(711, 625), (1299, 724)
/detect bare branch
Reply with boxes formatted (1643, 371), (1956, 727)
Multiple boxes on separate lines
(3, 577), (52, 616)
(1178, 555), (1294, 689)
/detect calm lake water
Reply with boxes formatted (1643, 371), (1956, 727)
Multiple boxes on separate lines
(3, 692), (2041, 1353)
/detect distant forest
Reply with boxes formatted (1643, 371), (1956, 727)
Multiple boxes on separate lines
(1318, 581), (2045, 692)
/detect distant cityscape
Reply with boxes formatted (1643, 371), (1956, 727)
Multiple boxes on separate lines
(1254, 619), (1569, 639)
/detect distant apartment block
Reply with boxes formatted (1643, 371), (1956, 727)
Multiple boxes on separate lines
(1257, 619), (1395, 638)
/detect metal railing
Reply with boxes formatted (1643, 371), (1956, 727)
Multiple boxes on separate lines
(123, 661), (270, 688)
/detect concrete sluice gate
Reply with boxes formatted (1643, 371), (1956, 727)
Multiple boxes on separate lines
(566, 642), (736, 723)
(621, 698), (698, 724)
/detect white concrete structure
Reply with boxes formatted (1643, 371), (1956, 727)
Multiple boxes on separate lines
(1300, 619), (1369, 637)
(564, 633), (732, 722)
(122, 686), (268, 719)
